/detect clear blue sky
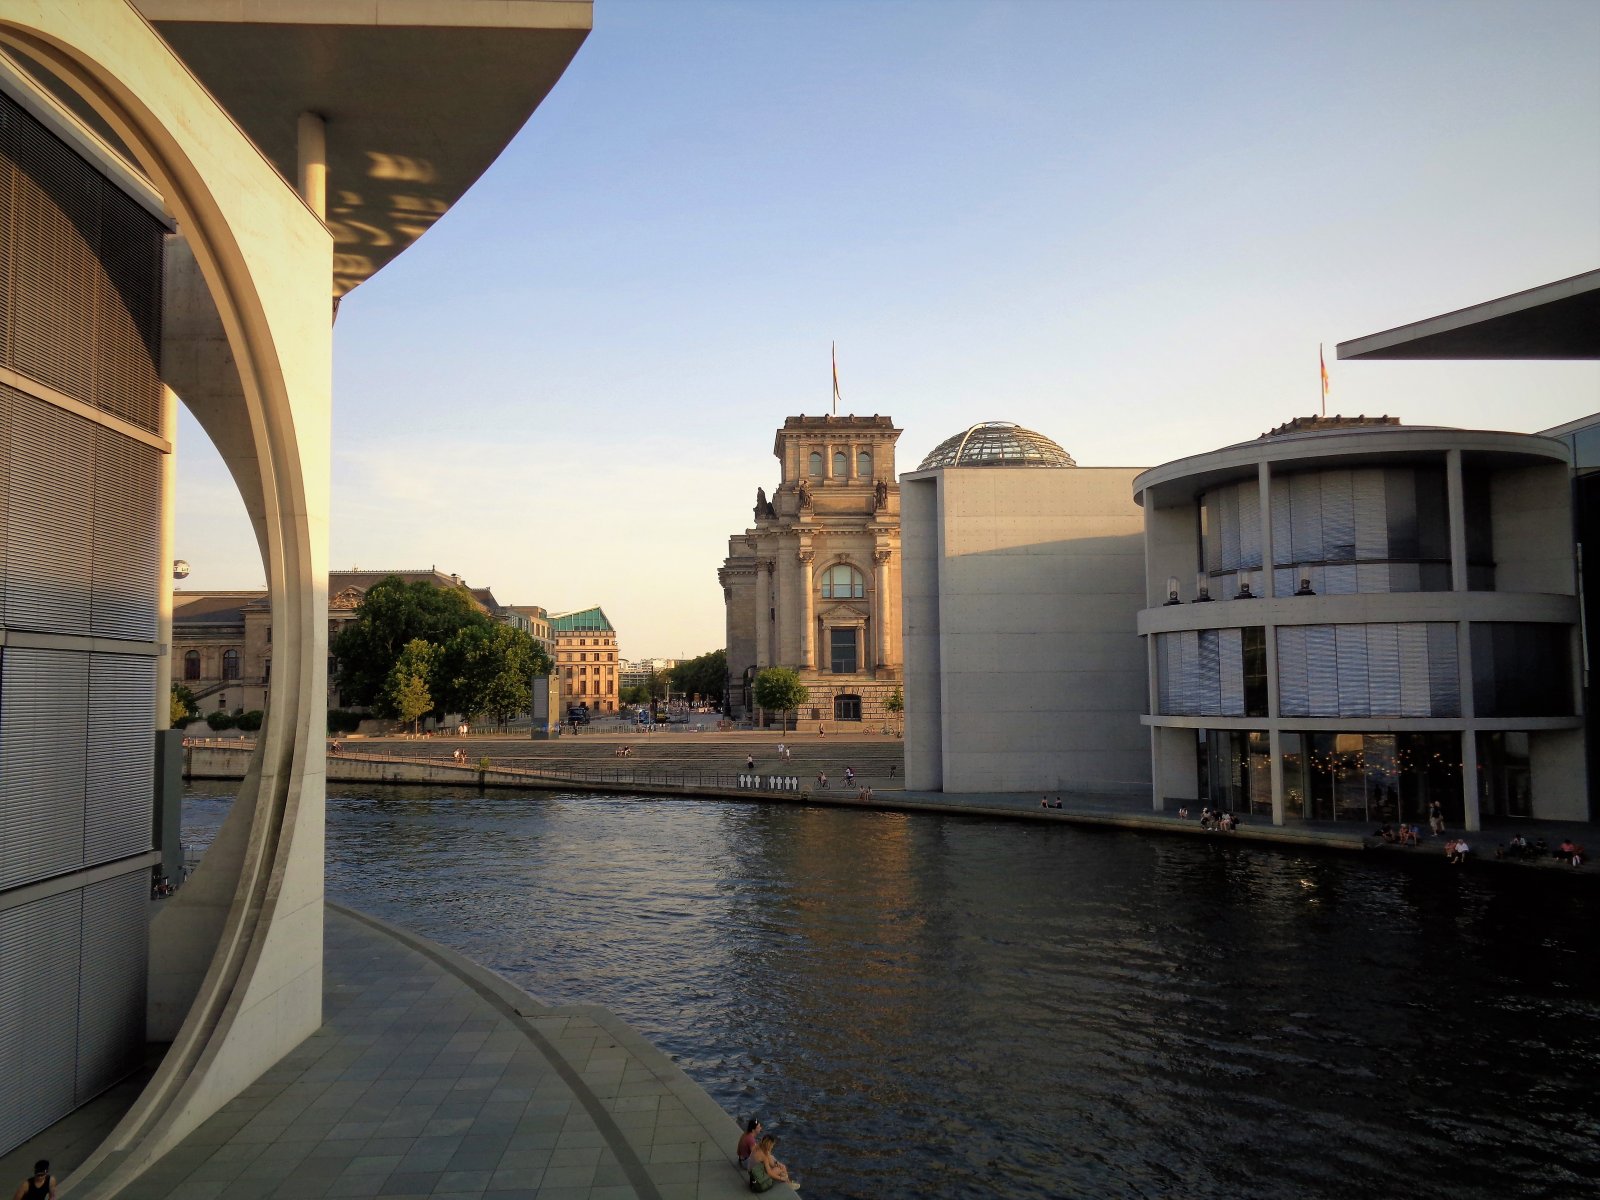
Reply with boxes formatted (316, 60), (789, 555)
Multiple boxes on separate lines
(177, 0), (1600, 657)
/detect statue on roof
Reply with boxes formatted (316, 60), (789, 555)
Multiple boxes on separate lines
(797, 479), (813, 509)
(754, 486), (775, 520)
(874, 479), (888, 511)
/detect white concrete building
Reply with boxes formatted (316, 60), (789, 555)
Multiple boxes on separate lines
(901, 423), (1149, 793)
(1136, 415), (1584, 829)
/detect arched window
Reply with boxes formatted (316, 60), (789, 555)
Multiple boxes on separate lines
(858, 450), (872, 476)
(820, 564), (865, 599)
(184, 650), (201, 681)
(222, 648), (240, 680)
(833, 450), (847, 476)
(808, 451), (823, 476)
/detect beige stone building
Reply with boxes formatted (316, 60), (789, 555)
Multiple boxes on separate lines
(551, 606), (619, 716)
(721, 415), (903, 727)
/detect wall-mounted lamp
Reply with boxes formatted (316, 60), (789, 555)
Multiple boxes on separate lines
(1164, 575), (1183, 605)
(1295, 571), (1316, 596)
(1235, 570), (1256, 599)
(1194, 572), (1213, 602)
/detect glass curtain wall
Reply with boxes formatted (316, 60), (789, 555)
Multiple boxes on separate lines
(1278, 731), (1462, 825)
(1204, 730), (1272, 816)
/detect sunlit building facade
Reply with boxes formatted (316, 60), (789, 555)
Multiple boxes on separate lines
(1137, 416), (1584, 829)
(553, 606), (619, 714)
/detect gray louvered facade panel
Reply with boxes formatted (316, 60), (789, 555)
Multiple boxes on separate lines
(1304, 625), (1339, 715)
(1353, 470), (1388, 561)
(1335, 625), (1370, 716)
(1236, 480), (1261, 569)
(1218, 628), (1245, 716)
(1219, 488), (1240, 572)
(91, 428), (160, 641)
(1323, 563), (1358, 595)
(1397, 623), (1433, 717)
(0, 890), (82, 1151)
(1427, 623), (1460, 717)
(1366, 624), (1402, 714)
(6, 390), (93, 635)
(86, 654), (156, 866)
(1270, 477), (1293, 566)
(1321, 470), (1357, 560)
(0, 387), (9, 616)
(0, 647), (88, 889)
(75, 869), (149, 1100)
(1289, 474), (1324, 565)
(1277, 626), (1310, 716)
(1177, 629), (1200, 715)
(1197, 629), (1220, 713)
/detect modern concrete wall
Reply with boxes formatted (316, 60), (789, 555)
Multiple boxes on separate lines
(902, 466), (1150, 795)
(1491, 463), (1574, 595)
(1530, 729), (1587, 821)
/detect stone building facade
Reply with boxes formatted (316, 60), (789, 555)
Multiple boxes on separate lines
(551, 606), (619, 715)
(720, 415), (903, 728)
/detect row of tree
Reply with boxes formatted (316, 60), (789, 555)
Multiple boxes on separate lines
(618, 649), (729, 708)
(752, 667), (904, 729)
(331, 577), (553, 730)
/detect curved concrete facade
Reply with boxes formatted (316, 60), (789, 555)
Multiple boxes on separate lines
(1135, 422), (1585, 830)
(0, 4), (332, 1192)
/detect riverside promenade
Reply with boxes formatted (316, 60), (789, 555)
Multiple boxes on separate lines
(76, 905), (787, 1200)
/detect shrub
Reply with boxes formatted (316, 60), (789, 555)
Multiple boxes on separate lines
(236, 710), (264, 732)
(206, 709), (236, 731)
(327, 709), (365, 734)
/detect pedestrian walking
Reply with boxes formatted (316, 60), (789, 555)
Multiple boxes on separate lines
(14, 1161), (56, 1200)
(747, 753), (756, 771)
(1428, 799), (1444, 835)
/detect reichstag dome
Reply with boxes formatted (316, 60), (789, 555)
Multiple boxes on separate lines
(917, 421), (1077, 470)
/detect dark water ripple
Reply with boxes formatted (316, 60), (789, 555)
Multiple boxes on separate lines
(183, 786), (1600, 1200)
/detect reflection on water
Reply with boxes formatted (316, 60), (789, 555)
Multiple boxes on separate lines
(184, 786), (1600, 1200)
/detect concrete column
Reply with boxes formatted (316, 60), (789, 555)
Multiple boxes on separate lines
(1447, 448), (1469, 592)
(1150, 728), (1165, 812)
(1461, 728), (1482, 832)
(296, 111), (327, 220)
(799, 550), (815, 669)
(873, 549), (891, 667)
(1258, 460), (1275, 597)
(156, 385), (177, 726)
(1269, 727), (1285, 826)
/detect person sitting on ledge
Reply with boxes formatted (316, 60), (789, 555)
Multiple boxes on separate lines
(1051, 797), (1063, 809)
(748, 1135), (795, 1192)
(1041, 796), (1049, 808)
(1177, 807), (1189, 819)
(1377, 823), (1398, 843)
(736, 1117), (762, 1170)
(1399, 825), (1419, 848)
(817, 772), (829, 789)
(1447, 837), (1470, 864)
(1200, 807), (1215, 830)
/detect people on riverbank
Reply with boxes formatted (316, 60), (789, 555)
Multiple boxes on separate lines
(736, 1117), (762, 1169)
(1428, 800), (1445, 835)
(1447, 837), (1470, 864)
(748, 1135), (795, 1191)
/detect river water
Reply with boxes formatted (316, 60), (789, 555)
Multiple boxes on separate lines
(183, 785), (1600, 1200)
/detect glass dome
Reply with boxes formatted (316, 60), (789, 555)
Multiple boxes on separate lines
(916, 421), (1076, 470)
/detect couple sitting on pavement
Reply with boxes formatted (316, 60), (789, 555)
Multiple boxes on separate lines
(737, 1118), (796, 1192)
(1199, 807), (1238, 832)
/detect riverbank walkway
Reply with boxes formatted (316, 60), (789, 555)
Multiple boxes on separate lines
(16, 905), (787, 1200)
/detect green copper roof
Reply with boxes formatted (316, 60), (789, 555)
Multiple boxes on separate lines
(551, 606), (613, 632)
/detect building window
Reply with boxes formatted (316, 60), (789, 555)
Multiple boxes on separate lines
(222, 648), (240, 680)
(184, 650), (201, 681)
(809, 451), (823, 476)
(833, 450), (847, 476)
(830, 627), (859, 673)
(820, 564), (865, 599)
(834, 693), (862, 721)
(858, 450), (872, 476)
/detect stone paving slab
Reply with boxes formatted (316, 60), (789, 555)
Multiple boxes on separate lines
(114, 906), (791, 1200)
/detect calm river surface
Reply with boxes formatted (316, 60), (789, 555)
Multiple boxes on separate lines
(183, 785), (1600, 1200)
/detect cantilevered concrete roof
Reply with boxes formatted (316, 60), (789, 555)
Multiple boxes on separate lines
(1336, 269), (1600, 361)
(135, 0), (591, 295)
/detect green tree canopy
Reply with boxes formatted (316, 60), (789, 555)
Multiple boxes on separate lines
(884, 687), (904, 715)
(332, 576), (492, 707)
(383, 638), (438, 732)
(170, 683), (198, 726)
(669, 649), (727, 705)
(753, 667), (809, 731)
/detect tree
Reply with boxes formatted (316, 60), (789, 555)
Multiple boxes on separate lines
(753, 667), (809, 732)
(669, 649), (727, 705)
(382, 638), (438, 733)
(170, 683), (198, 726)
(884, 686), (904, 733)
(619, 684), (650, 706)
(474, 624), (550, 725)
(331, 576), (492, 707)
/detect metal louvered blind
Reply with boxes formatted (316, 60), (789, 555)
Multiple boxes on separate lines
(1353, 470), (1388, 561)
(1335, 625), (1370, 716)
(75, 869), (149, 1099)
(91, 428), (160, 640)
(1427, 623), (1460, 716)
(1271, 477), (1293, 566)
(1305, 625), (1339, 715)
(1277, 626), (1310, 716)
(0, 891), (83, 1151)
(85, 655), (156, 865)
(0, 647), (89, 889)
(1, 91), (163, 431)
(1218, 628), (1245, 716)
(6, 390), (94, 634)
(1397, 623), (1432, 717)
(1237, 480), (1261, 569)
(1366, 625), (1402, 713)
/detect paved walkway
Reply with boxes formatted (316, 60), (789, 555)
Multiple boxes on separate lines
(112, 906), (786, 1200)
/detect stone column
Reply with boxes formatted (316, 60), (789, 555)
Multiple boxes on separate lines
(755, 560), (773, 667)
(874, 548), (892, 668)
(776, 544), (795, 664)
(798, 550), (816, 670)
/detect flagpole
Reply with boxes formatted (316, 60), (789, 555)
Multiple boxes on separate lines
(1319, 343), (1327, 417)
